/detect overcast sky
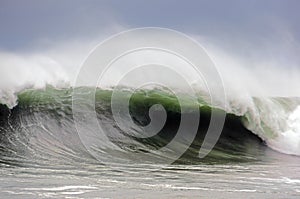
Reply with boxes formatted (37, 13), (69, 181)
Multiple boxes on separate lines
(1, 0), (300, 54)
(1, 0), (300, 76)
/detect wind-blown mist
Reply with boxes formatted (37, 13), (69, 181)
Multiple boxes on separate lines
(1, 31), (300, 156)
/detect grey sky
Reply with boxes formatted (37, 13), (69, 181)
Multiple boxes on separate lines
(1, 0), (300, 53)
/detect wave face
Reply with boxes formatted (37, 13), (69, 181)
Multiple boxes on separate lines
(0, 86), (299, 167)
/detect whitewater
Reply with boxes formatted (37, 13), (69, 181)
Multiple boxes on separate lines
(1, 37), (300, 156)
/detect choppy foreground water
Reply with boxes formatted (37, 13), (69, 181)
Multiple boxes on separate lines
(1, 155), (300, 198)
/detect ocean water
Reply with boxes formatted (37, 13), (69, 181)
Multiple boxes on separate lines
(0, 87), (299, 198)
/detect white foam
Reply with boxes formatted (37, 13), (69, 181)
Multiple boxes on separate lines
(0, 34), (300, 156)
(267, 106), (300, 155)
(0, 52), (70, 108)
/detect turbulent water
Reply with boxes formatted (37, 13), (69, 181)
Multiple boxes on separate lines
(0, 86), (299, 198)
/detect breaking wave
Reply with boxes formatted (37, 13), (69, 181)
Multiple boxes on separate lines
(0, 86), (299, 168)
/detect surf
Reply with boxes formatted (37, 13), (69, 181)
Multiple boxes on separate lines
(0, 86), (299, 167)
